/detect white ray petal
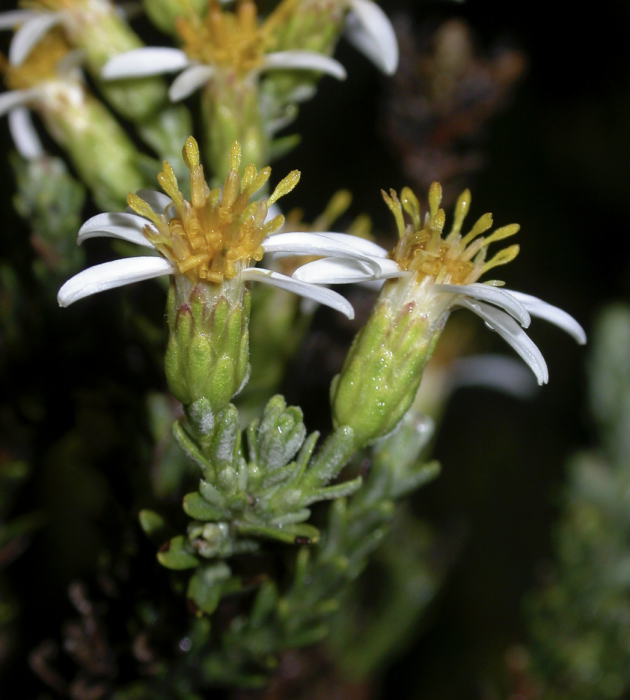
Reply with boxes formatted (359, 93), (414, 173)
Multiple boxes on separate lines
(457, 298), (549, 385)
(292, 256), (404, 284)
(262, 231), (393, 276)
(292, 257), (379, 284)
(0, 10), (38, 29)
(168, 64), (215, 101)
(131, 189), (173, 216)
(345, 0), (399, 75)
(316, 232), (389, 258)
(0, 89), (38, 117)
(9, 12), (63, 65)
(101, 48), (190, 80)
(8, 107), (43, 159)
(503, 290), (587, 345)
(262, 51), (347, 80)
(433, 283), (531, 328)
(77, 212), (157, 248)
(359, 277), (386, 291)
(58, 256), (175, 307)
(448, 354), (538, 399)
(240, 267), (355, 319)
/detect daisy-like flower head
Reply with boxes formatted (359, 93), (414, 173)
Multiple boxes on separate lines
(0, 0), (113, 67)
(295, 182), (586, 387)
(57, 135), (390, 316)
(174, 0), (281, 76)
(294, 181), (586, 447)
(0, 0), (181, 124)
(101, 0), (349, 103)
(58, 136), (391, 409)
(0, 27), (82, 159)
(384, 183), (521, 286)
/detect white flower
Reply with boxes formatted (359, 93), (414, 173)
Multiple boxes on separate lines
(0, 0), (131, 67)
(291, 184), (586, 385)
(0, 29), (84, 160)
(101, 0), (350, 103)
(0, 8), (65, 66)
(57, 136), (384, 319)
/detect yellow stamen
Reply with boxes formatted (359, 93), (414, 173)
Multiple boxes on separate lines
(480, 244), (520, 275)
(240, 163), (258, 193)
(445, 188), (471, 242)
(128, 137), (299, 284)
(174, 0), (289, 76)
(456, 213), (493, 250)
(347, 214), (372, 239)
(268, 170), (300, 205)
(381, 189), (406, 238)
(312, 189), (352, 231)
(387, 181), (520, 287)
(127, 194), (162, 228)
(182, 136), (200, 169)
(157, 162), (185, 213)
(400, 187), (421, 231)
(483, 223), (520, 246)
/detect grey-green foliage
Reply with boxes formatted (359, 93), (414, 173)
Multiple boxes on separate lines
(196, 410), (440, 687)
(526, 305), (630, 700)
(142, 395), (362, 612)
(146, 392), (198, 500)
(326, 506), (445, 681)
(11, 152), (86, 283)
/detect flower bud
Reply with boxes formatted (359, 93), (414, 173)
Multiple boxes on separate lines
(331, 279), (445, 449)
(165, 275), (251, 411)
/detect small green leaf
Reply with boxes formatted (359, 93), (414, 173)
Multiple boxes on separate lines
(183, 492), (227, 521)
(236, 522), (319, 545)
(199, 479), (226, 507)
(138, 509), (166, 537)
(250, 580), (279, 627)
(301, 476), (363, 507)
(187, 563), (231, 615)
(391, 460), (441, 499)
(157, 535), (199, 570)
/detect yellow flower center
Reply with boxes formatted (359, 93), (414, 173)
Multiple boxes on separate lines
(127, 137), (300, 284)
(2, 29), (71, 90)
(383, 182), (520, 286)
(175, 0), (294, 76)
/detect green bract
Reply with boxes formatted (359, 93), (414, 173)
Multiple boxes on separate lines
(165, 276), (251, 411)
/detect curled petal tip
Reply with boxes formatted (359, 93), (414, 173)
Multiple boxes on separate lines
(346, 0), (399, 75)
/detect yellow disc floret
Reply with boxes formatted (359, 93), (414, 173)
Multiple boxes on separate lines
(2, 29), (71, 90)
(383, 182), (520, 286)
(127, 136), (300, 284)
(175, 0), (293, 75)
